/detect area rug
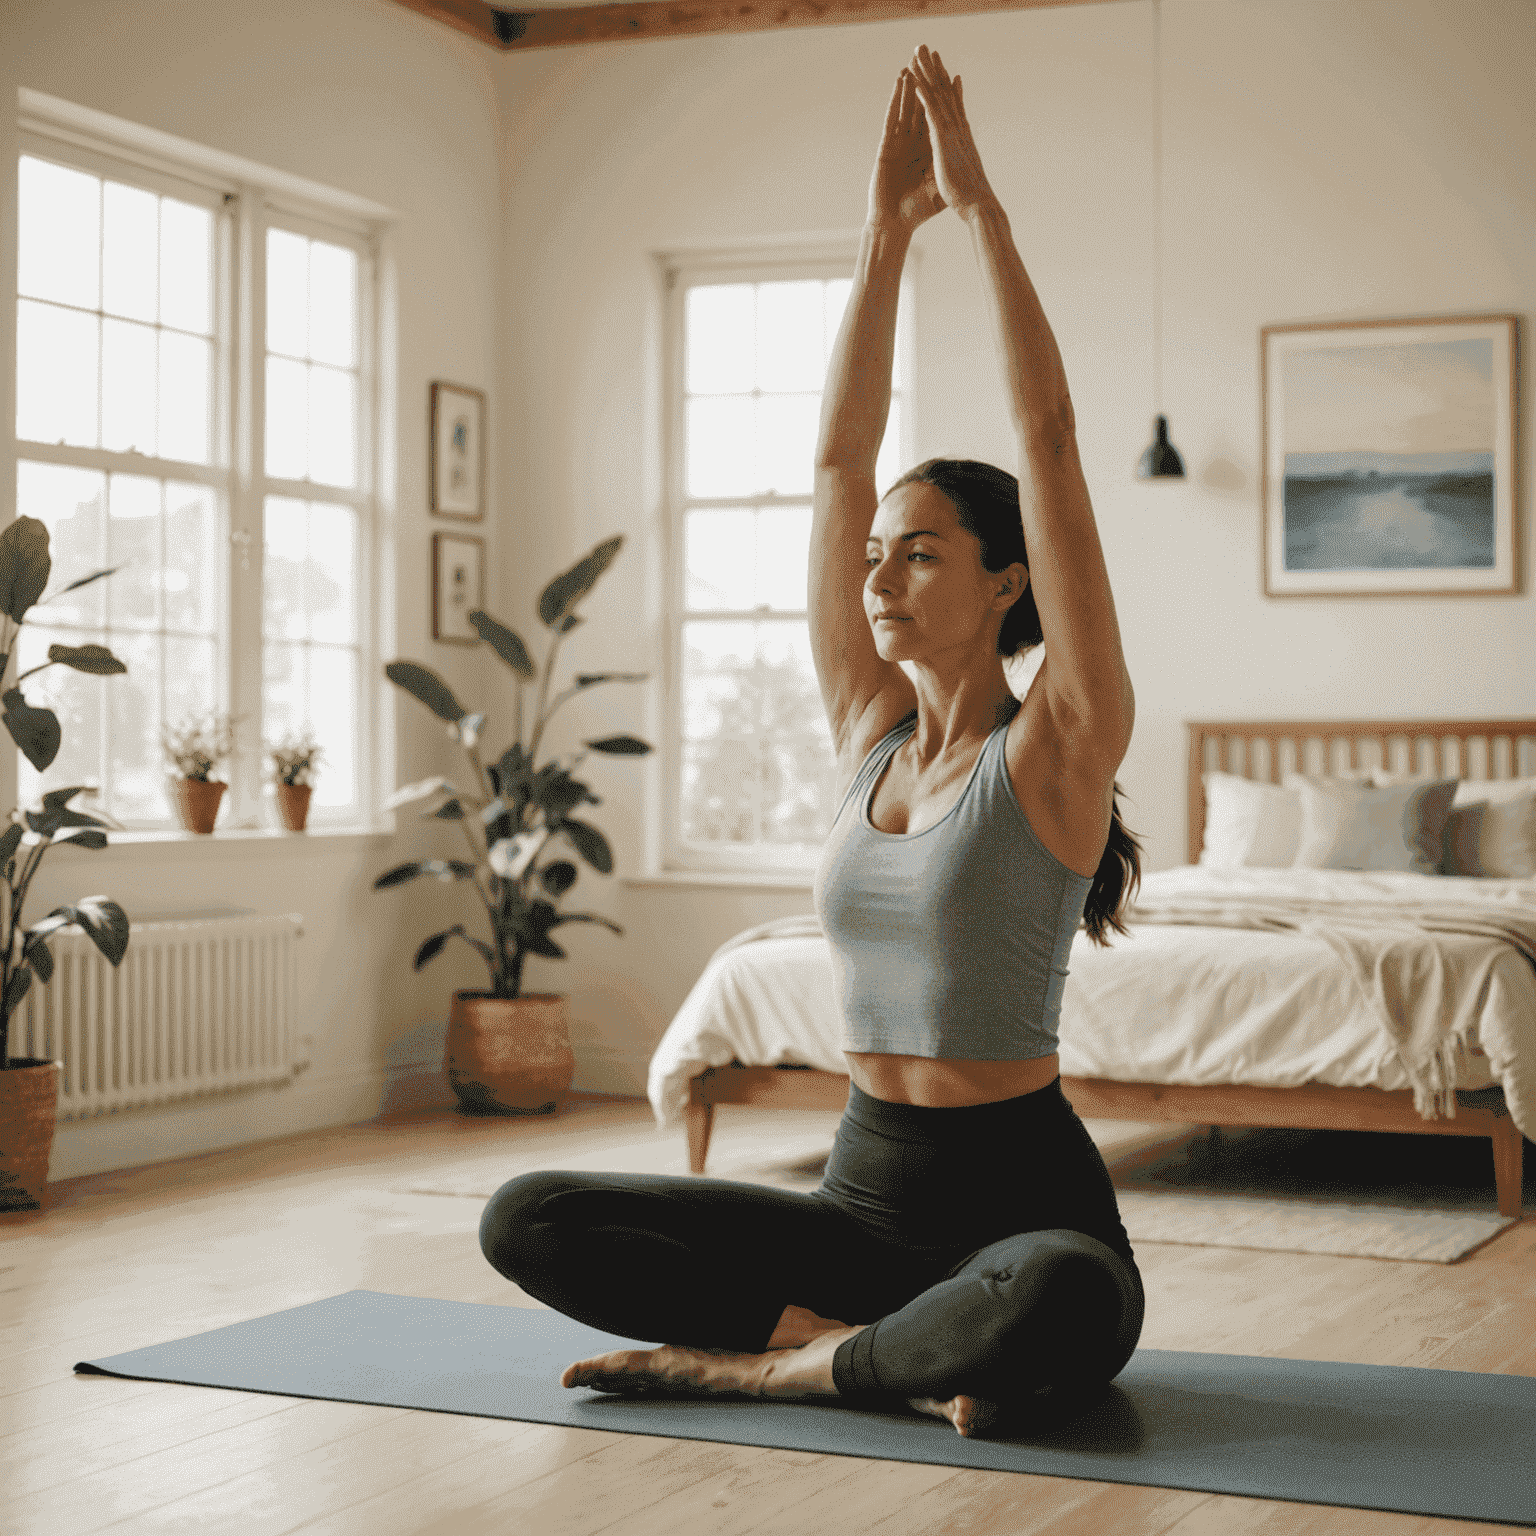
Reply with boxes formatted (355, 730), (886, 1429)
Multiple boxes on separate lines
(75, 1290), (1536, 1527)
(1111, 1124), (1528, 1263)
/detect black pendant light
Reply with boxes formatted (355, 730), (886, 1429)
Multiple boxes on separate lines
(1137, 0), (1185, 480)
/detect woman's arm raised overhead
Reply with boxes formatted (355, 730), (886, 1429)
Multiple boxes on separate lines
(909, 47), (1134, 778)
(811, 69), (940, 768)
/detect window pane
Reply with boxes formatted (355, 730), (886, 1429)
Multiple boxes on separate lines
(308, 645), (357, 807)
(308, 366), (356, 488)
(162, 635), (219, 749)
(266, 228), (308, 358)
(305, 504), (358, 644)
(308, 241), (358, 368)
(680, 619), (833, 846)
(686, 284), (753, 395)
(755, 394), (817, 498)
(756, 282), (824, 393)
(108, 630), (167, 824)
(754, 505), (812, 611)
(101, 317), (157, 455)
(686, 507), (754, 611)
(686, 396), (753, 499)
(106, 475), (162, 632)
(823, 281), (852, 367)
(159, 198), (213, 336)
(158, 330), (212, 465)
(164, 484), (220, 634)
(17, 299), (99, 447)
(266, 356), (308, 480)
(19, 462), (107, 627)
(263, 496), (312, 640)
(101, 181), (158, 324)
(18, 157), (99, 310)
(876, 395), (902, 497)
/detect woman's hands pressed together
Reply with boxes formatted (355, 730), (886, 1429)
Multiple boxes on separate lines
(906, 46), (999, 223)
(868, 67), (945, 235)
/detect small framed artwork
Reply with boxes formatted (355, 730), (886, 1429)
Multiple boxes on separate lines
(429, 381), (486, 520)
(1262, 313), (1518, 597)
(432, 532), (485, 645)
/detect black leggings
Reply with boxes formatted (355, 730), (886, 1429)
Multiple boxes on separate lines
(479, 1076), (1144, 1411)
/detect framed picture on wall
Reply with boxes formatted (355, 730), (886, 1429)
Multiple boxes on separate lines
(432, 532), (485, 645)
(1261, 313), (1518, 597)
(429, 381), (486, 520)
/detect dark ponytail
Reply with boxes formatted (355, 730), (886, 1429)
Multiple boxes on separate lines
(886, 457), (1142, 945)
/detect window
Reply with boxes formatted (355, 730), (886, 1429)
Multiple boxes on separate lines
(663, 252), (914, 873)
(13, 124), (378, 830)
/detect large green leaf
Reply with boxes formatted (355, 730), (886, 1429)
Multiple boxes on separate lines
(585, 734), (652, 756)
(52, 565), (121, 597)
(413, 931), (453, 970)
(574, 672), (648, 690)
(383, 661), (467, 723)
(550, 911), (624, 937)
(22, 933), (53, 985)
(561, 818), (612, 874)
(2, 966), (32, 1020)
(26, 806), (108, 837)
(41, 785), (91, 810)
(37, 897), (129, 966)
(0, 824), (22, 866)
(373, 859), (477, 889)
(0, 517), (52, 623)
(536, 536), (623, 629)
(467, 611), (535, 679)
(529, 767), (593, 821)
(2, 689), (60, 772)
(47, 642), (127, 676)
(539, 860), (577, 897)
(52, 828), (109, 851)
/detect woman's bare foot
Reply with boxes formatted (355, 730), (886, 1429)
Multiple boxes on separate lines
(906, 1393), (1002, 1438)
(561, 1322), (867, 1401)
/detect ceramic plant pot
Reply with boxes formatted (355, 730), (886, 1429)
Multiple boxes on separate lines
(0, 1057), (61, 1211)
(173, 778), (226, 834)
(445, 992), (575, 1116)
(276, 782), (312, 832)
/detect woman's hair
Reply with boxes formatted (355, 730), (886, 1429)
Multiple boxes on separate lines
(884, 457), (1142, 945)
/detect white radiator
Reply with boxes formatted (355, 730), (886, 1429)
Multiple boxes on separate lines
(10, 913), (304, 1120)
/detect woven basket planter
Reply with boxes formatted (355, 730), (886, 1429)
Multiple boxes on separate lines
(445, 993), (575, 1116)
(0, 1058), (61, 1211)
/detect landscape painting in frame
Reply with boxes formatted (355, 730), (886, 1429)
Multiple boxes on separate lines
(1262, 315), (1517, 597)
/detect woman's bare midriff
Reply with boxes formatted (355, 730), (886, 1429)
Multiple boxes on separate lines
(844, 1049), (1060, 1107)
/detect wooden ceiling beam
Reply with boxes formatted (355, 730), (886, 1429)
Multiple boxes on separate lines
(393, 0), (1120, 54)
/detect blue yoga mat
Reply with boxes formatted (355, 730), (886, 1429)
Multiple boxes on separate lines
(76, 1290), (1536, 1526)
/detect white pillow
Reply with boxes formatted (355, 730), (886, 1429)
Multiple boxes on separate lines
(1372, 772), (1536, 878)
(1199, 772), (1302, 867)
(1285, 775), (1458, 874)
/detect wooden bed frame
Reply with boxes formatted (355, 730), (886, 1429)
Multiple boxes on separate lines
(684, 717), (1535, 1219)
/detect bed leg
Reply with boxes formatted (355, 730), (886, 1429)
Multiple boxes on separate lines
(686, 1082), (716, 1176)
(1491, 1113), (1524, 1219)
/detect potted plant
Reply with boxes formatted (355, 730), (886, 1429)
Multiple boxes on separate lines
(0, 515), (130, 1211)
(270, 732), (321, 832)
(163, 714), (237, 834)
(378, 535), (650, 1116)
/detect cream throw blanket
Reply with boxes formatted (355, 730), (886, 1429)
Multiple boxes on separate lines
(1128, 891), (1536, 1125)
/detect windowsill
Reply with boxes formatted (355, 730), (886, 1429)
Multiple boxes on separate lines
(621, 870), (815, 893)
(52, 824), (395, 860)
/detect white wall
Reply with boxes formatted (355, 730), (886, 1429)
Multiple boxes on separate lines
(2, 0), (506, 1175)
(491, 0), (1536, 1093)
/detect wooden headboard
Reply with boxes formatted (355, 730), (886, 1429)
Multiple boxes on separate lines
(1185, 718), (1536, 865)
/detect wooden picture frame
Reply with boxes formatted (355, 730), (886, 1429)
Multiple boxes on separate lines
(432, 532), (485, 644)
(429, 381), (486, 520)
(1261, 314), (1519, 597)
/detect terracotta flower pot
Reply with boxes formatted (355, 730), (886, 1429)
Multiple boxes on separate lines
(445, 992), (575, 1116)
(0, 1057), (61, 1211)
(276, 782), (313, 832)
(173, 777), (226, 834)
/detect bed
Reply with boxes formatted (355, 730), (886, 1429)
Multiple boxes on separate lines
(649, 717), (1536, 1218)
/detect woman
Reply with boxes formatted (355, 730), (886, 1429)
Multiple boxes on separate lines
(478, 45), (1144, 1439)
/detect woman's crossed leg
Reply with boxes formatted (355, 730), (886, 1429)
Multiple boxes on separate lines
(478, 1168), (1142, 1438)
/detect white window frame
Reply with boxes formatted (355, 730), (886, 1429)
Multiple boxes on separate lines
(13, 108), (386, 834)
(657, 240), (916, 877)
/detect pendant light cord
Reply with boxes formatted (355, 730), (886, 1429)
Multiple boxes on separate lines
(1152, 0), (1163, 419)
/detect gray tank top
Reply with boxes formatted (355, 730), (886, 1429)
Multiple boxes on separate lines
(813, 709), (1094, 1061)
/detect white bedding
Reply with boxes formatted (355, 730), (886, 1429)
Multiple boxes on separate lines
(647, 866), (1536, 1141)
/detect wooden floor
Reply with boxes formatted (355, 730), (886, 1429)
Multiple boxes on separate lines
(3, 1093), (1533, 1536)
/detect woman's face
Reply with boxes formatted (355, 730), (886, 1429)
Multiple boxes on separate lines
(863, 481), (1024, 664)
